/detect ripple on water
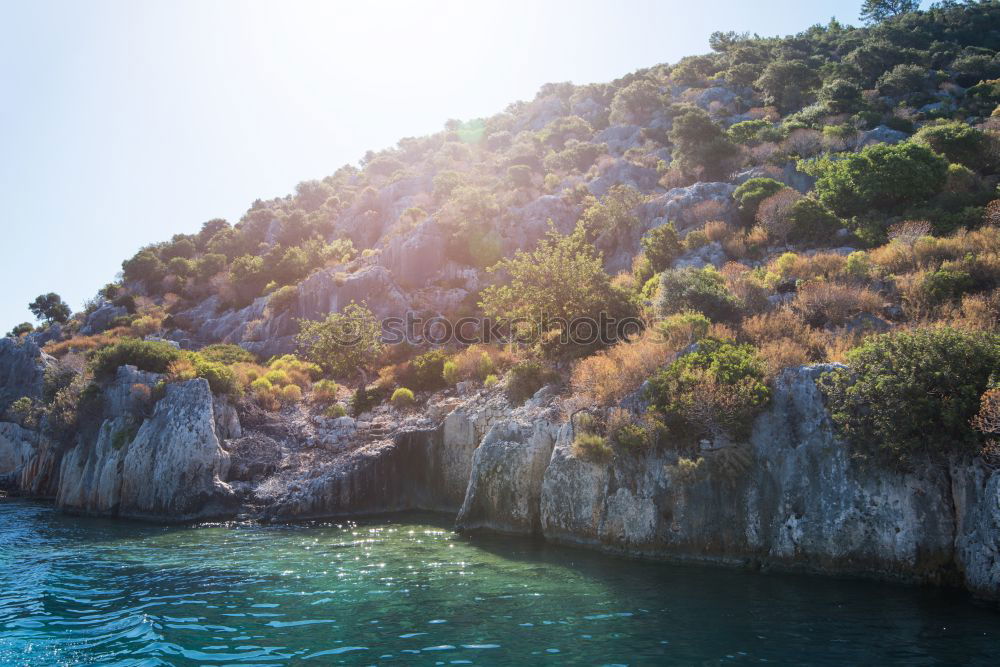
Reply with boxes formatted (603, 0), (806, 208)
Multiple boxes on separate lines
(1, 499), (999, 666)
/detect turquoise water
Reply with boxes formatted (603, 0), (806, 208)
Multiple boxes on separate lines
(1, 500), (998, 665)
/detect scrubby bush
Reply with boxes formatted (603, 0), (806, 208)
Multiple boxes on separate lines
(443, 360), (460, 385)
(89, 339), (182, 379)
(641, 223), (683, 273)
(401, 349), (449, 392)
(912, 121), (993, 171)
(668, 107), (739, 180)
(792, 281), (883, 327)
(787, 198), (843, 245)
(199, 343), (255, 365)
(920, 267), (975, 305)
(803, 141), (948, 218)
(311, 379), (340, 404)
(658, 311), (711, 348)
(297, 302), (384, 382)
(5, 396), (39, 428)
(647, 338), (770, 442)
(733, 178), (785, 226)
(571, 329), (671, 406)
(657, 266), (741, 323)
(505, 360), (553, 405)
(267, 285), (299, 316)
(754, 59), (819, 113)
(821, 328), (1000, 466)
(391, 387), (415, 407)
(324, 403), (347, 418)
(572, 431), (613, 462)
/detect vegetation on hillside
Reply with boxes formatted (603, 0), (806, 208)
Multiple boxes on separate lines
(8, 1), (1000, 467)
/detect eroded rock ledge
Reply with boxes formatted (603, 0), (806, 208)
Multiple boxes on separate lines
(1, 361), (998, 601)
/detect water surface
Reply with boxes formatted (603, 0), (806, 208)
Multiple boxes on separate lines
(0, 499), (997, 665)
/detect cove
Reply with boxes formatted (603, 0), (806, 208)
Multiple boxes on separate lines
(0, 499), (998, 665)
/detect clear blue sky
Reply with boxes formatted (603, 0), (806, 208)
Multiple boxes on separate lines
(0, 0), (911, 331)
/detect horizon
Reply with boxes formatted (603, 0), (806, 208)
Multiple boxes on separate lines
(0, 0), (924, 331)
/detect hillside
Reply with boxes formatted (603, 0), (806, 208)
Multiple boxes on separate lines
(4, 1), (1000, 598)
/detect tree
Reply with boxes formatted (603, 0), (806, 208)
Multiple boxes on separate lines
(29, 293), (71, 324)
(668, 107), (739, 181)
(7, 322), (33, 338)
(122, 249), (166, 286)
(859, 0), (919, 25)
(754, 60), (819, 113)
(817, 78), (863, 113)
(479, 222), (630, 345)
(296, 302), (384, 385)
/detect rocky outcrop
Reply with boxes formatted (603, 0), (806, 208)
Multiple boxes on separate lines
(0, 338), (52, 414)
(54, 377), (235, 521)
(456, 417), (559, 534)
(532, 366), (1000, 597)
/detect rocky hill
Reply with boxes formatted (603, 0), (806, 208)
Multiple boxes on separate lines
(3, 1), (1000, 600)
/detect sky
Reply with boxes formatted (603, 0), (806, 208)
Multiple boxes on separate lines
(0, 0), (921, 331)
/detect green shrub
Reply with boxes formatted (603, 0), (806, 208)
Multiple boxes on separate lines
(787, 198), (843, 245)
(5, 396), (38, 428)
(505, 360), (553, 405)
(912, 121), (992, 171)
(191, 356), (239, 395)
(484, 374), (499, 388)
(267, 285), (300, 315)
(820, 328), (1000, 467)
(658, 310), (711, 348)
(921, 268), (975, 305)
(401, 349), (449, 392)
(641, 223), (684, 273)
(324, 403), (347, 418)
(647, 338), (770, 442)
(443, 360), (460, 385)
(198, 343), (255, 365)
(733, 178), (785, 226)
(89, 339), (182, 379)
(684, 230), (709, 251)
(391, 387), (415, 407)
(657, 267), (741, 323)
(312, 379), (340, 405)
(572, 431), (613, 463)
(802, 141), (948, 218)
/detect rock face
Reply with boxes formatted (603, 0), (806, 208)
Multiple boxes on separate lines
(2, 355), (999, 600)
(456, 418), (559, 534)
(0, 338), (51, 414)
(49, 377), (235, 521)
(534, 366), (1000, 597)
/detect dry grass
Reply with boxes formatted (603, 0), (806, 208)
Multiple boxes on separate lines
(703, 220), (736, 243)
(958, 288), (1000, 330)
(769, 252), (847, 282)
(43, 327), (132, 357)
(571, 329), (672, 406)
(757, 340), (813, 379)
(449, 344), (518, 382)
(792, 281), (883, 326)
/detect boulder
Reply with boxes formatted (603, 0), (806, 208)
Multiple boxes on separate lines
(80, 301), (128, 335)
